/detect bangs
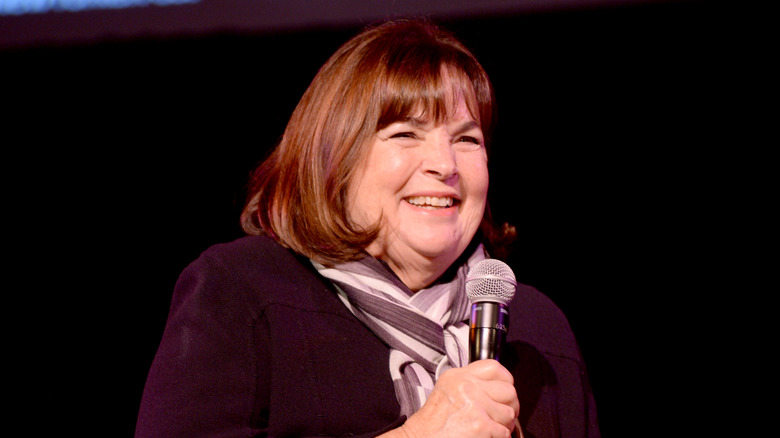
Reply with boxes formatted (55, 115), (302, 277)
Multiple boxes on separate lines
(376, 62), (489, 134)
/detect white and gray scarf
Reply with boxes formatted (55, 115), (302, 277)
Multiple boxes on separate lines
(311, 245), (486, 417)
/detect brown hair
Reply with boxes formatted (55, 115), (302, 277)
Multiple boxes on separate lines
(241, 19), (515, 265)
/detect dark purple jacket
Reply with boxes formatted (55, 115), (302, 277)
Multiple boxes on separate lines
(135, 235), (599, 438)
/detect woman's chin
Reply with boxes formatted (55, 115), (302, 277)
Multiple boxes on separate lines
(404, 237), (465, 262)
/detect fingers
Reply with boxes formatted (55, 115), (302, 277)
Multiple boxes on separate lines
(466, 359), (515, 384)
(456, 360), (518, 410)
(406, 360), (519, 438)
(479, 379), (521, 421)
(440, 360), (520, 430)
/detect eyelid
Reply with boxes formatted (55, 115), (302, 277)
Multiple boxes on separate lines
(457, 135), (481, 143)
(455, 131), (485, 148)
(377, 123), (421, 141)
(377, 122), (484, 146)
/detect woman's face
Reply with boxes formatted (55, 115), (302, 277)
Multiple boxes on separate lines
(347, 94), (489, 289)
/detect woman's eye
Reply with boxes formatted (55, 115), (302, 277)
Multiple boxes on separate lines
(390, 132), (417, 139)
(453, 135), (484, 151)
(455, 136), (483, 148)
(457, 136), (480, 144)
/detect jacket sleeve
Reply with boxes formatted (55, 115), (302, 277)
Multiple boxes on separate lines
(135, 253), (266, 438)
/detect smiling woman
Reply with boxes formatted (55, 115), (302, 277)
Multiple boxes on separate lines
(348, 93), (490, 292)
(240, 20), (510, 267)
(136, 18), (600, 438)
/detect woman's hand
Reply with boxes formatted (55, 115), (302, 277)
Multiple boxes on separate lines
(399, 359), (520, 438)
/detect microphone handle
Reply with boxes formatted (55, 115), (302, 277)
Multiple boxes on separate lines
(468, 301), (509, 363)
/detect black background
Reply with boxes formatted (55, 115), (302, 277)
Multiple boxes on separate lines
(4, 0), (744, 435)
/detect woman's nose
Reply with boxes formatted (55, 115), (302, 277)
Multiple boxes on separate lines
(421, 135), (457, 181)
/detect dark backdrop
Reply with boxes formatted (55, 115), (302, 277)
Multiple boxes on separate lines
(5, 0), (734, 435)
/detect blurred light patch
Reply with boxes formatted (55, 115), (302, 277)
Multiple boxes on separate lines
(1, 0), (199, 15)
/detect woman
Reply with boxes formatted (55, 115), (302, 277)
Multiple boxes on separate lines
(135, 19), (599, 438)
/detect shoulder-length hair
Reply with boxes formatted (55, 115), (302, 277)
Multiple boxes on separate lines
(241, 19), (515, 265)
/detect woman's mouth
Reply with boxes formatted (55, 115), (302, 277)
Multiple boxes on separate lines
(405, 196), (457, 209)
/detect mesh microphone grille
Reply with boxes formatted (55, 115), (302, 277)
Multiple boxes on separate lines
(465, 259), (517, 304)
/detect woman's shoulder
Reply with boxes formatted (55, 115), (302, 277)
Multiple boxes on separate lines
(194, 234), (310, 278)
(199, 234), (293, 263)
(179, 235), (334, 310)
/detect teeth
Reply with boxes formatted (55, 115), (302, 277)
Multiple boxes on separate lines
(406, 196), (454, 208)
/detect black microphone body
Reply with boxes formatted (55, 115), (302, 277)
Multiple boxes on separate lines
(469, 301), (509, 363)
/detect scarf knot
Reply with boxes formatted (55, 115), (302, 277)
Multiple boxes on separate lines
(312, 245), (486, 417)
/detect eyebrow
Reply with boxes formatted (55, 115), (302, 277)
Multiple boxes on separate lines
(395, 117), (482, 133)
(397, 116), (428, 128)
(452, 120), (482, 135)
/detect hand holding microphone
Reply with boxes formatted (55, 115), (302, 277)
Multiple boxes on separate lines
(397, 259), (520, 438)
(400, 360), (519, 438)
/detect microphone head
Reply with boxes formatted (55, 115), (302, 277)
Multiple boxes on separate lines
(466, 259), (517, 305)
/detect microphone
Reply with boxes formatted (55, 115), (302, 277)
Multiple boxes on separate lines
(466, 259), (517, 363)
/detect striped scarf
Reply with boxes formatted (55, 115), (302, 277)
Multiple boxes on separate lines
(311, 245), (486, 417)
